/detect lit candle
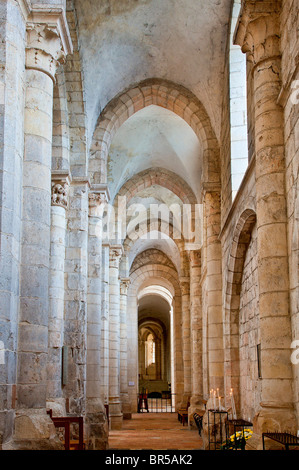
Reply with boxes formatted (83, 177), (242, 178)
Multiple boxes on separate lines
(213, 390), (216, 410)
(230, 388), (237, 419)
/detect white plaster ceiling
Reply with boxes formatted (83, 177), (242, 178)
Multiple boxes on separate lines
(74, 0), (233, 145)
(128, 185), (183, 209)
(108, 105), (202, 201)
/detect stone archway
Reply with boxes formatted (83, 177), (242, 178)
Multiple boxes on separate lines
(127, 259), (183, 412)
(114, 167), (198, 206)
(89, 78), (220, 186)
(224, 209), (257, 414)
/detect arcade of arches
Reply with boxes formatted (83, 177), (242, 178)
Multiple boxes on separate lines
(0, 0), (298, 451)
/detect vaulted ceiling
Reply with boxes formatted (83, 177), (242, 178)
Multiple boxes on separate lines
(74, 0), (233, 145)
(74, 0), (233, 273)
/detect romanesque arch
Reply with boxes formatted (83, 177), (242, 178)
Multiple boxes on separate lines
(114, 167), (198, 206)
(89, 78), (220, 186)
(127, 256), (183, 409)
(224, 209), (257, 412)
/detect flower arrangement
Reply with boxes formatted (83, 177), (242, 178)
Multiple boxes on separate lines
(221, 428), (253, 450)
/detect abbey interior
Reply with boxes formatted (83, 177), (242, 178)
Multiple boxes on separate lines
(0, 0), (298, 451)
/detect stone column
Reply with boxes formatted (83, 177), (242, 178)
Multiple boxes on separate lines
(47, 173), (70, 416)
(203, 188), (224, 394)
(15, 15), (71, 449)
(119, 278), (131, 419)
(86, 191), (108, 449)
(155, 338), (162, 381)
(180, 277), (191, 406)
(235, 0), (296, 431)
(109, 245), (123, 429)
(188, 250), (204, 420)
(101, 244), (110, 407)
(0, 0), (26, 449)
(127, 290), (139, 412)
(139, 338), (146, 379)
(63, 179), (89, 415)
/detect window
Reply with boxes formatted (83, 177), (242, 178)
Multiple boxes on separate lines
(229, 0), (248, 199)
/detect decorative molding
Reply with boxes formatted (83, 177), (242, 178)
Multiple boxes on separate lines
(109, 245), (123, 267)
(88, 191), (108, 209)
(51, 171), (71, 209)
(71, 176), (91, 187)
(29, 7), (73, 56)
(90, 184), (111, 203)
(234, 0), (281, 67)
(51, 181), (70, 209)
(120, 278), (131, 296)
(200, 182), (221, 202)
(180, 277), (190, 296)
(188, 250), (201, 268)
(25, 6), (73, 81)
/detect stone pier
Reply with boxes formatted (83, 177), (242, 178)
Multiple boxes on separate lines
(235, 0), (297, 433)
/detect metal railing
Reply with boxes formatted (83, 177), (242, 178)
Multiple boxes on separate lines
(137, 393), (177, 413)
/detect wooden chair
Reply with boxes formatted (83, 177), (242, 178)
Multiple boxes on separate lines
(47, 410), (85, 450)
(138, 393), (149, 413)
(178, 398), (190, 426)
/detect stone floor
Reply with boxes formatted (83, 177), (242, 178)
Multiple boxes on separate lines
(108, 413), (203, 450)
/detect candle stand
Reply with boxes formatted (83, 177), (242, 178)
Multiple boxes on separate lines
(207, 409), (228, 450)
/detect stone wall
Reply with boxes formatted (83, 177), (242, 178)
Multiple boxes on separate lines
(239, 224), (261, 421)
(0, 0), (26, 448)
(281, 0), (299, 424)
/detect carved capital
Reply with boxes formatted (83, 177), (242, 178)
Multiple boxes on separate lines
(120, 278), (131, 296)
(25, 8), (72, 81)
(51, 180), (70, 209)
(180, 277), (190, 296)
(89, 191), (107, 208)
(188, 249), (201, 268)
(234, 1), (281, 66)
(109, 245), (123, 268)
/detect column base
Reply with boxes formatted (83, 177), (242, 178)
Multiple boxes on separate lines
(188, 395), (206, 429)
(110, 413), (123, 430)
(121, 393), (132, 420)
(5, 409), (64, 450)
(109, 399), (123, 430)
(253, 405), (297, 435)
(85, 398), (109, 450)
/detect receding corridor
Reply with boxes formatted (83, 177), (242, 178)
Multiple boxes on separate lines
(108, 413), (203, 450)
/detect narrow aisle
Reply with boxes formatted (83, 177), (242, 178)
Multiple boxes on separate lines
(108, 413), (203, 450)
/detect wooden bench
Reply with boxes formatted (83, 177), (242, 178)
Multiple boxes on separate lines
(262, 432), (299, 451)
(47, 409), (85, 450)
